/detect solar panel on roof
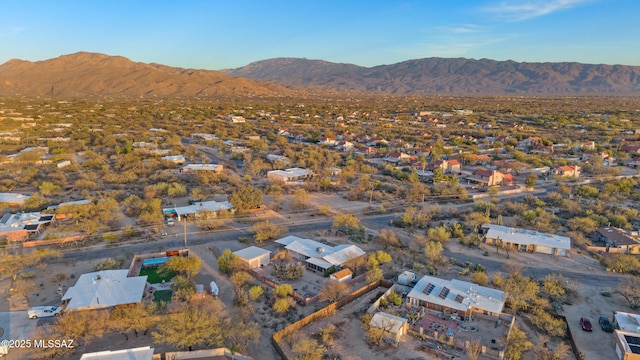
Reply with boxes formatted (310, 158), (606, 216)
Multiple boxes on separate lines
(454, 294), (465, 303)
(625, 335), (640, 354)
(439, 287), (450, 299)
(423, 283), (435, 295)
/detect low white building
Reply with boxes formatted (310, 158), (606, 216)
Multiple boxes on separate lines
(182, 164), (223, 173)
(482, 224), (571, 256)
(0, 193), (30, 205)
(162, 155), (185, 164)
(369, 312), (409, 342)
(162, 200), (233, 221)
(62, 270), (147, 311)
(234, 246), (271, 269)
(275, 235), (365, 274)
(267, 168), (312, 183)
(80, 346), (154, 360)
(407, 275), (505, 320)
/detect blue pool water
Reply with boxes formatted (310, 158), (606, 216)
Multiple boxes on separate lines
(143, 257), (169, 266)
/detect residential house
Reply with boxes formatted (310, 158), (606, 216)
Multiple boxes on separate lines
(162, 200), (234, 221)
(267, 168), (313, 183)
(532, 145), (554, 154)
(0, 193), (31, 206)
(0, 212), (55, 241)
(612, 311), (640, 360)
(482, 224), (571, 256)
(428, 159), (461, 174)
(336, 141), (355, 151)
(622, 145), (640, 154)
(79, 347), (154, 360)
(233, 246), (271, 268)
(275, 235), (365, 274)
(578, 141), (596, 150)
(383, 152), (412, 165)
(369, 312), (409, 343)
(225, 115), (245, 123)
(551, 165), (581, 178)
(62, 270), (148, 311)
(318, 138), (338, 146)
(406, 275), (505, 320)
(181, 164), (223, 173)
(596, 227), (640, 254)
(161, 155), (186, 164)
(468, 169), (505, 187)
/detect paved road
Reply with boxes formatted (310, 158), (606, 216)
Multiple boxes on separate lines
(58, 209), (623, 290)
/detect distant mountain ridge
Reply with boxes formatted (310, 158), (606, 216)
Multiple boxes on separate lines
(0, 52), (292, 98)
(224, 57), (640, 94)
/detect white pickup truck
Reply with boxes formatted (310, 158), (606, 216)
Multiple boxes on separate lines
(27, 306), (62, 319)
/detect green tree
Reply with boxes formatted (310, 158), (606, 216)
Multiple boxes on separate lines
(248, 286), (264, 301)
(424, 241), (444, 267)
(152, 300), (224, 351)
(274, 284), (293, 298)
(250, 220), (286, 243)
(617, 275), (640, 309)
(39, 181), (62, 196)
(230, 185), (263, 213)
(217, 249), (243, 275)
(525, 174), (538, 189)
(505, 325), (533, 360)
(332, 213), (364, 236)
(427, 225), (451, 243)
(273, 297), (295, 314)
(291, 336), (325, 360)
(164, 255), (201, 279)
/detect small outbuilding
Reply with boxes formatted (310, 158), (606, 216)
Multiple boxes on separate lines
(329, 268), (353, 282)
(233, 246), (271, 269)
(369, 312), (409, 343)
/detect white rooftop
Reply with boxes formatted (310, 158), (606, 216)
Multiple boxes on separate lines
(0, 212), (53, 231)
(370, 312), (408, 334)
(47, 199), (91, 210)
(166, 201), (233, 216)
(267, 167), (312, 178)
(80, 346), (154, 360)
(183, 164), (222, 171)
(408, 275), (505, 314)
(62, 270), (147, 311)
(614, 311), (640, 334)
(483, 224), (571, 250)
(275, 236), (364, 267)
(0, 193), (30, 204)
(234, 246), (271, 260)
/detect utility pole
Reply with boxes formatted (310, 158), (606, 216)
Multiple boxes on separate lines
(183, 217), (187, 249)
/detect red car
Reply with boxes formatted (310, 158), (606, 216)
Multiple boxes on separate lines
(580, 317), (593, 331)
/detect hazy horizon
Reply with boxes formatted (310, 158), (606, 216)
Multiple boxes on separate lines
(1, 0), (639, 70)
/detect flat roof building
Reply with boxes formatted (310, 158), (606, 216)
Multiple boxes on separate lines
(62, 270), (147, 311)
(482, 224), (571, 257)
(407, 275), (505, 319)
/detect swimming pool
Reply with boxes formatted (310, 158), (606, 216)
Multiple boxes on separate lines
(142, 257), (169, 267)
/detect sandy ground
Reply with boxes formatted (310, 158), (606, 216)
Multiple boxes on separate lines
(1, 214), (633, 360)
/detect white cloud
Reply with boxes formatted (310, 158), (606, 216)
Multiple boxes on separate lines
(483, 0), (592, 21)
(0, 27), (25, 38)
(436, 25), (484, 34)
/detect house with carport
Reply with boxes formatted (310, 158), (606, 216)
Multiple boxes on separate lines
(275, 235), (365, 274)
(233, 246), (271, 269)
(406, 275), (505, 320)
(482, 224), (571, 256)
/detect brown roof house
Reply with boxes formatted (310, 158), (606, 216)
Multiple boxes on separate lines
(469, 169), (505, 186)
(551, 165), (580, 178)
(597, 227), (640, 254)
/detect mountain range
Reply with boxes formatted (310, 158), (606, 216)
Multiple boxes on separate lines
(0, 52), (639, 98)
(225, 57), (640, 95)
(0, 52), (291, 99)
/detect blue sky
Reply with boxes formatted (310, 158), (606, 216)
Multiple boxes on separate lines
(0, 0), (638, 69)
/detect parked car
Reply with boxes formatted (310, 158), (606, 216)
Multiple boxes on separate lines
(27, 306), (62, 319)
(599, 317), (614, 332)
(580, 317), (593, 331)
